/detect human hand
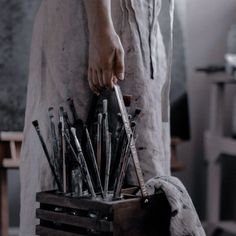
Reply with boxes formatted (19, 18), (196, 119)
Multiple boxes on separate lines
(87, 29), (125, 95)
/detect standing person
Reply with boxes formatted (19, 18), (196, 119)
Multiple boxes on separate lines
(20, 0), (173, 235)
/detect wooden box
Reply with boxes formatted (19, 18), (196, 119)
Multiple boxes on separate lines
(36, 190), (171, 236)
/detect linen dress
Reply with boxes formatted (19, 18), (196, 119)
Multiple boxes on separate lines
(20, 0), (173, 235)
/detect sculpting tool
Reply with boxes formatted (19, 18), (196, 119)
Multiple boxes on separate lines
(32, 120), (62, 191)
(114, 85), (149, 202)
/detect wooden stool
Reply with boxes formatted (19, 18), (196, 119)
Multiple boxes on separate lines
(205, 79), (236, 235)
(0, 132), (23, 236)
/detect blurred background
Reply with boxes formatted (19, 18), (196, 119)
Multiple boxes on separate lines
(0, 0), (236, 235)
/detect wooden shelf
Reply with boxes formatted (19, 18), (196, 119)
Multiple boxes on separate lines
(0, 132), (23, 142)
(2, 159), (20, 169)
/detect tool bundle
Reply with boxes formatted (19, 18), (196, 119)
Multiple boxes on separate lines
(33, 85), (148, 202)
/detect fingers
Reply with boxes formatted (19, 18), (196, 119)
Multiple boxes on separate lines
(96, 69), (103, 87)
(89, 68), (120, 92)
(88, 68), (100, 95)
(88, 44), (124, 93)
(114, 48), (125, 81)
(88, 67), (114, 94)
(103, 70), (113, 89)
(113, 76), (118, 85)
(92, 69), (100, 90)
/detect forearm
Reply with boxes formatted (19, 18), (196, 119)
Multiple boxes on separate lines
(83, 0), (125, 93)
(83, 0), (114, 37)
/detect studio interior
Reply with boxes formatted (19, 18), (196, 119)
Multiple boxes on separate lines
(0, 0), (236, 236)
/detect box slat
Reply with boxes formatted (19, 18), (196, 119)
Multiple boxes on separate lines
(36, 191), (112, 213)
(36, 209), (113, 232)
(36, 225), (86, 236)
(36, 191), (141, 212)
(36, 190), (171, 236)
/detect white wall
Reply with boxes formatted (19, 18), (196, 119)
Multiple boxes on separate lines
(176, 0), (236, 219)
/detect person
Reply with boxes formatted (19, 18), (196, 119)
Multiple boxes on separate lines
(20, 0), (173, 235)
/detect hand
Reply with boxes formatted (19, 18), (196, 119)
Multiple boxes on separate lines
(87, 29), (125, 95)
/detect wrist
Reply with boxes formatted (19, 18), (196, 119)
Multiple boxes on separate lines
(85, 1), (115, 39)
(89, 22), (116, 41)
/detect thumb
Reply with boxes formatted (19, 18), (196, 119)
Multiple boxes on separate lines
(114, 48), (125, 81)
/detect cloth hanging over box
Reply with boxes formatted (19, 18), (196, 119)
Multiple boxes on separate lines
(145, 176), (206, 236)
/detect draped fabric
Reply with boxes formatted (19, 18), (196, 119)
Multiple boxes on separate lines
(145, 177), (206, 236)
(20, 0), (174, 235)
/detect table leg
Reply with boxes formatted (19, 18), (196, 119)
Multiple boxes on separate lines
(0, 169), (8, 236)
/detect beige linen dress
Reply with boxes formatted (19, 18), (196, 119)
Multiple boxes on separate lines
(20, 0), (172, 235)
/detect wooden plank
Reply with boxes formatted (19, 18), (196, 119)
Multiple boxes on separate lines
(10, 141), (17, 160)
(113, 193), (171, 236)
(36, 191), (142, 212)
(36, 209), (113, 232)
(36, 225), (86, 236)
(0, 169), (9, 236)
(0, 132), (23, 142)
(36, 192), (171, 236)
(36, 191), (112, 213)
(2, 159), (20, 169)
(121, 187), (139, 195)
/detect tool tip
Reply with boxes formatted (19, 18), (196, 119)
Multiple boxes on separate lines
(71, 127), (76, 134)
(32, 120), (39, 127)
(48, 107), (54, 118)
(135, 109), (142, 115)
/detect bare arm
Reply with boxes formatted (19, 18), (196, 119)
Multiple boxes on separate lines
(84, 0), (125, 94)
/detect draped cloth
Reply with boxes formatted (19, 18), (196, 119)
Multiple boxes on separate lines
(145, 177), (206, 236)
(19, 1), (201, 235)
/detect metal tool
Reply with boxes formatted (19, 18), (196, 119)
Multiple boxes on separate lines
(109, 113), (124, 186)
(60, 107), (67, 193)
(114, 85), (149, 202)
(85, 127), (104, 198)
(104, 133), (112, 198)
(48, 108), (59, 161)
(71, 169), (83, 196)
(32, 120), (62, 191)
(102, 99), (110, 197)
(63, 132), (85, 195)
(63, 111), (72, 128)
(96, 113), (102, 174)
(71, 128), (96, 198)
(67, 98), (79, 123)
(113, 134), (132, 199)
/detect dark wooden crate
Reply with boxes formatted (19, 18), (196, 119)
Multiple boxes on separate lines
(36, 190), (171, 236)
